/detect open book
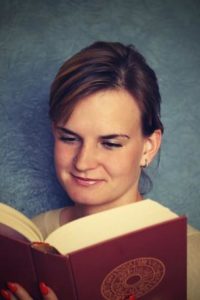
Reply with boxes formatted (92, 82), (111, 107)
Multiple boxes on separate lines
(0, 200), (187, 300)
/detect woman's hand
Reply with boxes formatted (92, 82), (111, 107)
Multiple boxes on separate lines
(1, 282), (58, 300)
(1, 282), (136, 300)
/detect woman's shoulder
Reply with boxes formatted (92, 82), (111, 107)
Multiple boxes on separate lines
(187, 224), (200, 236)
(187, 224), (200, 255)
(187, 225), (200, 300)
(187, 224), (200, 254)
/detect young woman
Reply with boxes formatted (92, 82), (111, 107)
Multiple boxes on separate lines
(1, 41), (199, 300)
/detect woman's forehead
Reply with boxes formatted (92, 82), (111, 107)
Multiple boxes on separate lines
(60, 89), (142, 135)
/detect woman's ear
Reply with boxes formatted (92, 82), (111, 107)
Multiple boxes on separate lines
(140, 129), (162, 167)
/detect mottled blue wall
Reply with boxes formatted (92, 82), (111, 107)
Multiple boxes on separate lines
(0, 0), (200, 228)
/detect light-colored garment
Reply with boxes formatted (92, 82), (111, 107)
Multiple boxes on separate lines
(32, 208), (62, 239)
(32, 207), (200, 300)
(187, 225), (200, 300)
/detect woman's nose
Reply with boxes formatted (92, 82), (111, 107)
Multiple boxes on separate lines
(73, 144), (98, 171)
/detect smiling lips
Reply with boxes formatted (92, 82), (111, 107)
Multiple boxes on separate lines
(71, 174), (104, 187)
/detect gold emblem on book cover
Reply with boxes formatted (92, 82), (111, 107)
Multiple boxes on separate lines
(101, 257), (165, 299)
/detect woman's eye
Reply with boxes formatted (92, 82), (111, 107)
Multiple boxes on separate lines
(59, 136), (79, 143)
(102, 141), (123, 149)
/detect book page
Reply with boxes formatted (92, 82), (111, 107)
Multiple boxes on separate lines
(46, 199), (178, 254)
(0, 203), (43, 242)
(0, 223), (30, 242)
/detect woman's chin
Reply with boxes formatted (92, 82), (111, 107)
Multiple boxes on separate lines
(67, 190), (109, 208)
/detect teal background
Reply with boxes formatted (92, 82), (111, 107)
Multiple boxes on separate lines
(0, 0), (200, 228)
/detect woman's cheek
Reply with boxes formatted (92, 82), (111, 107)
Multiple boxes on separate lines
(55, 142), (71, 163)
(103, 152), (129, 175)
(111, 148), (142, 175)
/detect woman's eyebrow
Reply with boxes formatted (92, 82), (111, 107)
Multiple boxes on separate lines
(101, 134), (130, 140)
(56, 127), (130, 140)
(56, 127), (79, 136)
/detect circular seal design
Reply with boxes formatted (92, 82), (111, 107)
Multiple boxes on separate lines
(101, 257), (165, 300)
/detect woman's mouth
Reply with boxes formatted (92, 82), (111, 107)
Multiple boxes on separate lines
(71, 174), (104, 187)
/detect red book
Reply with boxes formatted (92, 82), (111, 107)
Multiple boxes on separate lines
(0, 200), (187, 300)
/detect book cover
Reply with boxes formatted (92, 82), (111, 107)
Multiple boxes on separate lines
(0, 233), (40, 299)
(66, 217), (187, 300)
(0, 216), (187, 300)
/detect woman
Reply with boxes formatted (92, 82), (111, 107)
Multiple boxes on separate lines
(1, 41), (199, 300)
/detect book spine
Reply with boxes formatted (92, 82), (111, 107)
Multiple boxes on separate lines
(31, 248), (77, 300)
(0, 234), (40, 299)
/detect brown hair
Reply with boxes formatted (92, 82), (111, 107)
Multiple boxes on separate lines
(49, 41), (164, 194)
(49, 41), (163, 136)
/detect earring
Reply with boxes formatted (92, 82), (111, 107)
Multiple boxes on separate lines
(141, 158), (148, 168)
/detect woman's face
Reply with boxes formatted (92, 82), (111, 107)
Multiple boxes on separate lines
(53, 89), (159, 210)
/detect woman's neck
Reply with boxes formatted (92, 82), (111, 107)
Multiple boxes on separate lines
(74, 193), (143, 219)
(60, 192), (143, 225)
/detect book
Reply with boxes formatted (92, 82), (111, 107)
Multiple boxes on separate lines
(0, 200), (187, 300)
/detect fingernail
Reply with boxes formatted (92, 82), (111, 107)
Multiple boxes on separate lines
(39, 282), (49, 296)
(7, 282), (17, 293)
(0, 289), (11, 300)
(129, 295), (136, 300)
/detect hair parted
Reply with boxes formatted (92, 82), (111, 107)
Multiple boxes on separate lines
(49, 41), (163, 136)
(49, 41), (164, 194)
